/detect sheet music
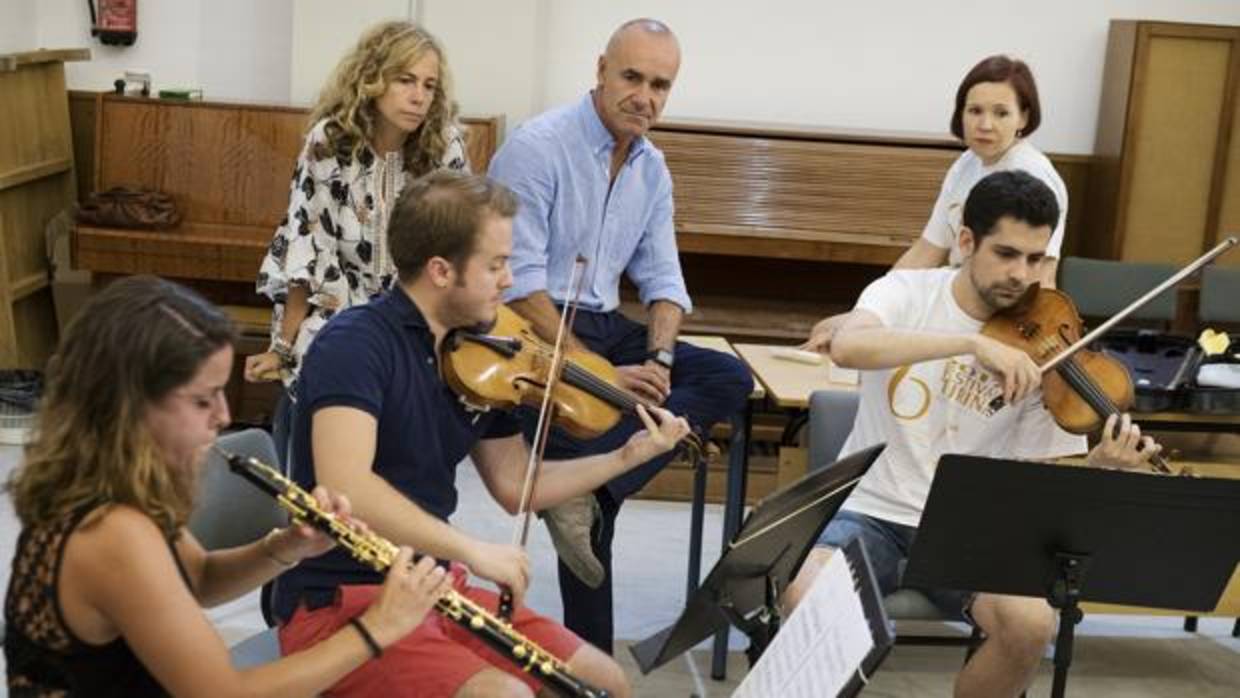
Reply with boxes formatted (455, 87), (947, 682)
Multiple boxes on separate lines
(732, 550), (875, 698)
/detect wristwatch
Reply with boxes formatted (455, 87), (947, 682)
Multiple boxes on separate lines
(647, 347), (675, 370)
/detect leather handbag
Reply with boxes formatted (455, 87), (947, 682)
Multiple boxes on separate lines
(77, 187), (182, 230)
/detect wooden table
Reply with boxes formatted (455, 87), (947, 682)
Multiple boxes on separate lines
(732, 343), (857, 409)
(732, 342), (859, 448)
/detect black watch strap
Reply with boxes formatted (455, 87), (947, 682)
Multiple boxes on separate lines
(648, 347), (675, 370)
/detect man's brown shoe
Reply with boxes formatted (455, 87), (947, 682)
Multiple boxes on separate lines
(542, 494), (605, 589)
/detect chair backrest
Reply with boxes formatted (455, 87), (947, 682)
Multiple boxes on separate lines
(1200, 266), (1240, 324)
(188, 428), (287, 549)
(1058, 257), (1178, 322)
(807, 389), (861, 471)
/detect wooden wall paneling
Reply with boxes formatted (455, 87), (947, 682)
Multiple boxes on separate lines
(98, 99), (166, 193)
(1122, 32), (1231, 263)
(236, 109), (307, 227)
(0, 49), (84, 368)
(1, 175), (72, 290)
(657, 131), (957, 244)
(1087, 21), (1139, 260)
(0, 63), (73, 178)
(1200, 27), (1240, 264)
(68, 91), (98, 202)
(1049, 154), (1094, 259)
(461, 116), (502, 173)
(1213, 39), (1240, 268)
(0, 207), (12, 367)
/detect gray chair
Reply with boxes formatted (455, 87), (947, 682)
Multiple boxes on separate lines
(1200, 266), (1240, 324)
(1058, 257), (1178, 322)
(807, 389), (979, 647)
(191, 428), (287, 669)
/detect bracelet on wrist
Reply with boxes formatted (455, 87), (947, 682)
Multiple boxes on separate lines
(261, 528), (297, 568)
(348, 616), (383, 659)
(270, 337), (297, 369)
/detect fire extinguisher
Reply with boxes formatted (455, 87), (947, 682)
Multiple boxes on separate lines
(88, 0), (138, 47)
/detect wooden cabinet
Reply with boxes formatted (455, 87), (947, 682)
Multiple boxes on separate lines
(1088, 21), (1240, 268)
(0, 49), (89, 368)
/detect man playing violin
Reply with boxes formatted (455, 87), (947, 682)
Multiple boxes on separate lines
(784, 170), (1163, 698)
(488, 18), (754, 652)
(274, 170), (689, 698)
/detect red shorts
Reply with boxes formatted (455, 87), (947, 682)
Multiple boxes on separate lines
(278, 566), (584, 697)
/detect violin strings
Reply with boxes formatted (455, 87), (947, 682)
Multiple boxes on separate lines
(1035, 336), (1122, 418)
(562, 363), (641, 410)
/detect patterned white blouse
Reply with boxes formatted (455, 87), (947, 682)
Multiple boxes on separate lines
(256, 118), (469, 391)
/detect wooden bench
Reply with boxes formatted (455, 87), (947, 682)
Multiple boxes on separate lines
(71, 93), (502, 287)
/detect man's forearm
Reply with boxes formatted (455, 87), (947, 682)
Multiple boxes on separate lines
(646, 300), (683, 351)
(508, 291), (581, 349)
(321, 471), (477, 563)
(280, 283), (311, 343)
(526, 445), (646, 511)
(831, 328), (977, 370)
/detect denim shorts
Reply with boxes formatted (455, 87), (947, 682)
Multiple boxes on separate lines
(817, 509), (975, 622)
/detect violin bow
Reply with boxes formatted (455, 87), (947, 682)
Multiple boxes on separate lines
(1039, 236), (1236, 374)
(498, 255), (588, 620)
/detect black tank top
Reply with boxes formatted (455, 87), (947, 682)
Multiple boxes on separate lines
(4, 508), (192, 697)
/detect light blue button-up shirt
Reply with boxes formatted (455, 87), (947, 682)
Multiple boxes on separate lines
(489, 93), (692, 313)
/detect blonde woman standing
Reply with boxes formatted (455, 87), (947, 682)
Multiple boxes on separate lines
(246, 21), (469, 467)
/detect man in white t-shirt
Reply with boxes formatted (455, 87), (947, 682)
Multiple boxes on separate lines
(785, 170), (1162, 698)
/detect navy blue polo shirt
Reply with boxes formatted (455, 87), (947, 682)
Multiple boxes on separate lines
(273, 288), (521, 621)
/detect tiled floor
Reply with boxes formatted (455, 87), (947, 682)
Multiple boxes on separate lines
(3, 443), (1239, 696)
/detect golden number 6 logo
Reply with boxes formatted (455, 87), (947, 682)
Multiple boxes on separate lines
(887, 364), (931, 420)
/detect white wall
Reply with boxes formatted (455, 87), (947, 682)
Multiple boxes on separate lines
(421, 0), (545, 134)
(32, 0), (292, 102)
(0, 0), (38, 55)
(522, 0), (1240, 154)
(289, 0), (410, 106)
(198, 0), (293, 103)
(17, 0), (1240, 154)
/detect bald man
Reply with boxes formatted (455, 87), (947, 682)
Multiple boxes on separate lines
(489, 18), (752, 653)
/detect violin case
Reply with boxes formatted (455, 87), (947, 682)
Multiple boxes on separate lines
(1188, 352), (1240, 414)
(1098, 329), (1240, 414)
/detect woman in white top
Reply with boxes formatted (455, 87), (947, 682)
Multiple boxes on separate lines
(243, 21), (469, 466)
(805, 55), (1066, 352)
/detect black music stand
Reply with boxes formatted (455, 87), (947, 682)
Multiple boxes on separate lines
(629, 443), (886, 675)
(904, 455), (1240, 698)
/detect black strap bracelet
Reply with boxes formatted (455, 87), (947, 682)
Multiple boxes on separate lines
(348, 617), (383, 659)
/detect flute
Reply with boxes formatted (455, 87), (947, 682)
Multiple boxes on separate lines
(215, 447), (609, 698)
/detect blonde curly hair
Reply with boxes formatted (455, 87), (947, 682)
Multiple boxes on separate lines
(6, 276), (236, 539)
(309, 20), (459, 176)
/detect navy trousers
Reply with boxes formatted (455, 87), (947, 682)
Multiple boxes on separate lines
(523, 309), (753, 653)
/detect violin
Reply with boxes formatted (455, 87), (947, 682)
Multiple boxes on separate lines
(982, 286), (1137, 436)
(981, 236), (1238, 475)
(440, 305), (701, 452)
(442, 305), (634, 439)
